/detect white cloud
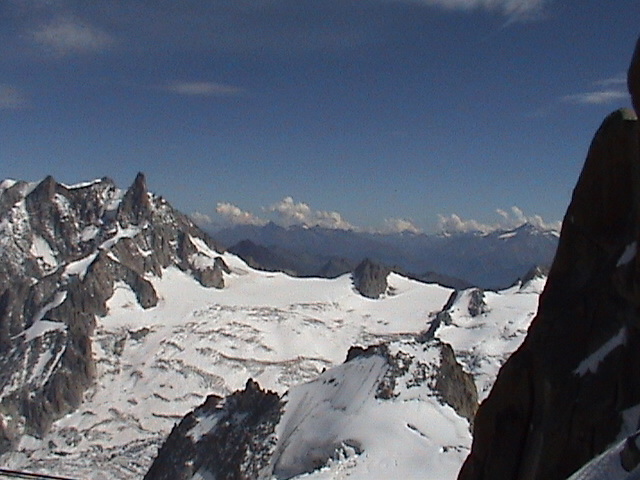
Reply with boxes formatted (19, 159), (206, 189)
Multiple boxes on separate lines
(594, 73), (627, 87)
(31, 17), (114, 56)
(562, 73), (631, 106)
(0, 85), (27, 109)
(438, 206), (561, 234)
(562, 90), (629, 106)
(380, 218), (423, 234)
(190, 211), (214, 227)
(167, 81), (244, 97)
(216, 202), (267, 226)
(266, 197), (354, 230)
(402, 0), (548, 21)
(437, 214), (494, 234)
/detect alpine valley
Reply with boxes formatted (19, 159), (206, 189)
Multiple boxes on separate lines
(0, 173), (545, 479)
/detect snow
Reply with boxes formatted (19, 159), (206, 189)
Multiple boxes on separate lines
(498, 231), (518, 239)
(187, 413), (220, 443)
(271, 347), (471, 480)
(63, 252), (99, 281)
(0, 252), (544, 480)
(436, 282), (543, 400)
(566, 435), (635, 480)
(99, 225), (141, 250)
(29, 235), (57, 269)
(574, 327), (627, 376)
(618, 242), (637, 267)
(80, 225), (100, 242)
(62, 179), (103, 189)
(0, 179), (17, 192)
(16, 291), (68, 342)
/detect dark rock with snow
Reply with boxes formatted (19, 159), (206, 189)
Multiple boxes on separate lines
(0, 173), (226, 451)
(467, 289), (487, 317)
(144, 380), (282, 480)
(458, 101), (640, 479)
(352, 258), (391, 299)
(435, 342), (478, 423)
(519, 264), (549, 286)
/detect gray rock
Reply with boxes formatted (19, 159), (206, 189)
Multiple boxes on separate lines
(352, 258), (390, 299)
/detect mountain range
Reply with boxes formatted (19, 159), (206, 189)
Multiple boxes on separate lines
(211, 221), (559, 290)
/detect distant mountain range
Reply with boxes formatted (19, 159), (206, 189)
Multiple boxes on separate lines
(210, 221), (559, 290)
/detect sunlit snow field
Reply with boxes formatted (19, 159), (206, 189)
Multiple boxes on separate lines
(0, 252), (544, 479)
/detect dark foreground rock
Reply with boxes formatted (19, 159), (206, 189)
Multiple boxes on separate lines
(458, 39), (640, 480)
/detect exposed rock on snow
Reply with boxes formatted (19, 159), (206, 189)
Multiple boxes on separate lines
(352, 258), (391, 299)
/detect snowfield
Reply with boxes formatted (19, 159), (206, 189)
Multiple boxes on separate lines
(0, 252), (544, 479)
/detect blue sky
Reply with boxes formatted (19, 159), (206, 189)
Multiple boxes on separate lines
(1, 0), (638, 233)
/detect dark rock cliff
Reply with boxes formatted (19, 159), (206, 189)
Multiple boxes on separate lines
(458, 39), (640, 480)
(0, 173), (226, 451)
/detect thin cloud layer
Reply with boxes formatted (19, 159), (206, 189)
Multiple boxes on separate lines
(30, 17), (114, 56)
(166, 82), (245, 97)
(563, 74), (630, 106)
(405, 0), (549, 20)
(562, 90), (629, 106)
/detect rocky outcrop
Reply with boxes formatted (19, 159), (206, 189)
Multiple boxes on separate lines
(144, 380), (282, 480)
(458, 40), (640, 480)
(352, 258), (391, 299)
(0, 173), (227, 451)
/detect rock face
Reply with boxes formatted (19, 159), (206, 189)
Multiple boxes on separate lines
(144, 380), (282, 480)
(458, 41), (640, 480)
(352, 258), (391, 299)
(0, 173), (226, 452)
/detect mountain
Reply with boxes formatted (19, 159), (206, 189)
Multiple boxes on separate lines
(0, 174), (546, 479)
(212, 221), (559, 290)
(458, 39), (640, 480)
(0, 173), (227, 470)
(144, 277), (545, 480)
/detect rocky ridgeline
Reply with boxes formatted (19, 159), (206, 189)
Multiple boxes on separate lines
(145, 338), (477, 479)
(458, 38), (640, 480)
(0, 173), (227, 450)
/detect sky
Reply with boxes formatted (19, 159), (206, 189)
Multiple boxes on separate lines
(1, 0), (638, 234)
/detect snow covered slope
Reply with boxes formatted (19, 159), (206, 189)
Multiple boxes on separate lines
(144, 277), (545, 480)
(0, 256), (455, 479)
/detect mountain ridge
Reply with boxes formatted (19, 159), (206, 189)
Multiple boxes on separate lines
(212, 220), (558, 289)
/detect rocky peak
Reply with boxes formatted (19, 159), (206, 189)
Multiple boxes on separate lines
(0, 173), (228, 453)
(352, 258), (391, 299)
(117, 172), (152, 225)
(458, 40), (640, 480)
